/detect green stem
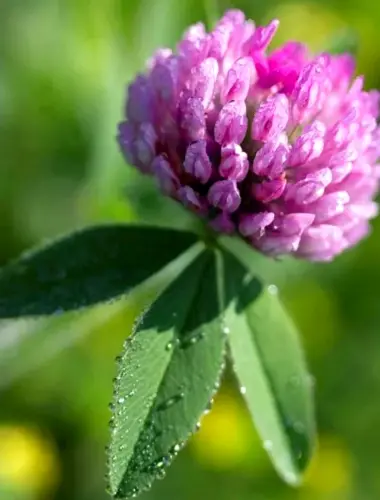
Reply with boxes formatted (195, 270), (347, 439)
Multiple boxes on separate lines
(196, 221), (220, 249)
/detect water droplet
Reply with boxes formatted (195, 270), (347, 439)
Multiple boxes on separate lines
(263, 440), (273, 451)
(165, 341), (173, 351)
(118, 397), (125, 404)
(204, 398), (214, 414)
(213, 380), (220, 391)
(108, 402), (116, 411)
(145, 455), (171, 474)
(125, 487), (138, 498)
(180, 331), (205, 349)
(115, 355), (123, 364)
(156, 393), (184, 411)
(195, 421), (201, 431)
(268, 284), (278, 295)
(240, 386), (247, 395)
(284, 471), (297, 484)
(157, 469), (166, 479)
(222, 325), (230, 334)
(171, 443), (181, 453)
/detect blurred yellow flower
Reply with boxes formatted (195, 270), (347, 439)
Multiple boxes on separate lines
(190, 390), (268, 474)
(301, 435), (353, 497)
(0, 424), (60, 495)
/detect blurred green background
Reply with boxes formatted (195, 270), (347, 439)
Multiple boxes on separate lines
(1, 0), (380, 499)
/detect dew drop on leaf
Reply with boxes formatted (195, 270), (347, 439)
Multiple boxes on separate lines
(204, 398), (214, 414)
(180, 331), (205, 349)
(263, 440), (273, 451)
(127, 487), (138, 498)
(156, 393), (184, 411)
(267, 284), (278, 295)
(283, 471), (297, 484)
(171, 443), (181, 453)
(157, 469), (166, 480)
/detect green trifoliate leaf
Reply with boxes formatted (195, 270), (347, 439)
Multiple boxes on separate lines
(107, 250), (226, 499)
(222, 249), (315, 485)
(0, 224), (199, 318)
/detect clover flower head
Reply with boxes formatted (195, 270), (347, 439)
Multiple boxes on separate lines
(118, 10), (380, 261)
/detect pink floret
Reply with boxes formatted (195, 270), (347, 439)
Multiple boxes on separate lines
(118, 10), (380, 261)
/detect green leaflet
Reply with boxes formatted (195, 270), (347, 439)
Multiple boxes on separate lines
(222, 249), (315, 485)
(108, 250), (226, 498)
(0, 224), (198, 318)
